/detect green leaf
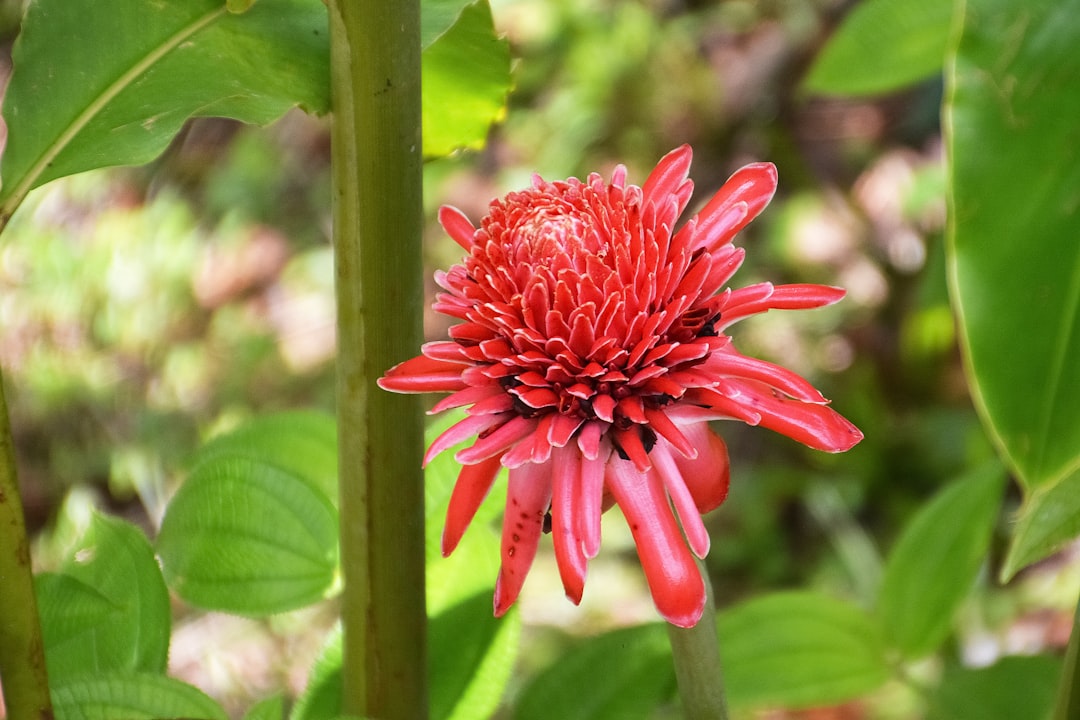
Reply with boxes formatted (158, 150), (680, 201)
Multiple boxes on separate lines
(513, 624), (676, 720)
(422, 0), (511, 157)
(719, 592), (890, 709)
(945, 0), (1080, 576)
(157, 413), (339, 616)
(243, 694), (285, 720)
(0, 0), (509, 222)
(878, 462), (1005, 658)
(0, 0), (328, 219)
(431, 593), (520, 720)
(36, 513), (170, 682)
(929, 655), (1062, 720)
(803, 0), (954, 95)
(51, 672), (228, 720)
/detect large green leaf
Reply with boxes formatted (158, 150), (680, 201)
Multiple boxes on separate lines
(157, 412), (339, 615)
(719, 592), (891, 709)
(35, 513), (170, 682)
(803, 0), (954, 95)
(878, 462), (1005, 658)
(945, 0), (1080, 577)
(928, 655), (1061, 720)
(0, 0), (509, 221)
(51, 672), (228, 720)
(513, 624), (676, 720)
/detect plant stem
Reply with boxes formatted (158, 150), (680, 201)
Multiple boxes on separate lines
(328, 1), (427, 719)
(0, 374), (53, 720)
(667, 559), (728, 720)
(1054, 593), (1080, 720)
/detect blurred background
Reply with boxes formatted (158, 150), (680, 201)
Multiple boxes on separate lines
(0, 0), (1075, 717)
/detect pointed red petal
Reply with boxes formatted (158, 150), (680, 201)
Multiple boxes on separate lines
(578, 447), (609, 558)
(442, 455), (504, 556)
(722, 379), (864, 452)
(455, 415), (538, 465)
(606, 459), (706, 628)
(439, 205), (478, 250)
(494, 462), (551, 616)
(642, 145), (694, 210)
(378, 355), (468, 393)
(719, 283), (846, 330)
(424, 412), (506, 466)
(700, 349), (827, 403)
(694, 162), (777, 252)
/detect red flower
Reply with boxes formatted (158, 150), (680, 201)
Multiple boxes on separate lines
(379, 146), (862, 627)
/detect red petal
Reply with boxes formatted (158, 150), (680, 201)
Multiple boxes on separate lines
(428, 384), (506, 415)
(700, 349), (827, 403)
(494, 462), (551, 616)
(456, 415), (538, 465)
(551, 446), (588, 604)
(439, 205), (478, 250)
(614, 426), (651, 472)
(643, 406), (697, 458)
(671, 423), (730, 514)
(578, 446), (609, 558)
(719, 283), (846, 330)
(606, 459), (706, 628)
(650, 443), (710, 558)
(723, 379), (864, 452)
(693, 162), (778, 252)
(442, 455), (503, 556)
(424, 412), (506, 466)
(642, 145), (694, 210)
(378, 355), (468, 393)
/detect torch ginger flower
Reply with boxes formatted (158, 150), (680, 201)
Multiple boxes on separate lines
(379, 146), (862, 627)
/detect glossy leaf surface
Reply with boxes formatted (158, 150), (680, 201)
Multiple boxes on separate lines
(513, 624), (676, 720)
(719, 592), (890, 709)
(0, 0), (509, 220)
(946, 0), (1080, 576)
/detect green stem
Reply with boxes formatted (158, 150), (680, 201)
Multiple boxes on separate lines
(0, 373), (53, 720)
(328, 1), (427, 719)
(1053, 593), (1080, 720)
(666, 559), (728, 720)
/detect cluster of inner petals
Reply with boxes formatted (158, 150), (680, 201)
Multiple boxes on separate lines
(380, 145), (863, 628)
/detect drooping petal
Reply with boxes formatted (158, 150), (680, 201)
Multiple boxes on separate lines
(578, 444), (609, 558)
(605, 458), (706, 628)
(550, 445), (588, 604)
(442, 455), (504, 556)
(494, 462), (552, 616)
(649, 442), (710, 558)
(455, 415), (538, 465)
(721, 378), (864, 452)
(670, 422), (731, 514)
(718, 283), (847, 330)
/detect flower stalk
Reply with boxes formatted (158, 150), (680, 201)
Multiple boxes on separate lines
(328, 1), (427, 718)
(0, 373), (53, 720)
(667, 559), (728, 719)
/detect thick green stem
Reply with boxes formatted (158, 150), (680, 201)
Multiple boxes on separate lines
(667, 559), (728, 720)
(328, 1), (427, 719)
(0, 374), (53, 720)
(1054, 594), (1080, 720)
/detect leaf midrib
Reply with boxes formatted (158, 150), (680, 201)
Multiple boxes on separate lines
(0, 6), (227, 219)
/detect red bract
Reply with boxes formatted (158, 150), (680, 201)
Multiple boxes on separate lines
(379, 145), (862, 627)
